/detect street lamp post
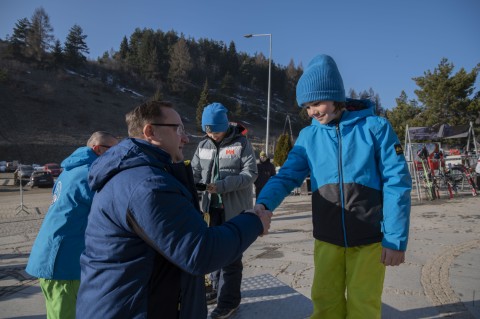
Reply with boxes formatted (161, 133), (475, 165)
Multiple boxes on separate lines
(244, 33), (272, 157)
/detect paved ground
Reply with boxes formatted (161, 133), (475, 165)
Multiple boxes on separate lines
(0, 172), (479, 318)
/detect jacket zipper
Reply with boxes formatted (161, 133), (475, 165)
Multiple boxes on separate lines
(336, 124), (348, 247)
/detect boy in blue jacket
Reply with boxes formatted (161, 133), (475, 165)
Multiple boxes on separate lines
(254, 54), (412, 319)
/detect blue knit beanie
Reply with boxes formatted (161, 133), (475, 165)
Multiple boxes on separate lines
(201, 102), (229, 133)
(296, 54), (346, 107)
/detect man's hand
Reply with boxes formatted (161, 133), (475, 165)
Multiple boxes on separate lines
(246, 206), (272, 236)
(206, 183), (217, 193)
(381, 247), (405, 266)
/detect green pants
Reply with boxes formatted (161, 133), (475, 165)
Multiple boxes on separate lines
(39, 278), (80, 319)
(310, 241), (385, 319)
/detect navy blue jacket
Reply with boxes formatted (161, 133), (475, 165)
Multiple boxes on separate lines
(77, 138), (263, 319)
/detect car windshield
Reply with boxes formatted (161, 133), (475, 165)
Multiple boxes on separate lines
(19, 165), (34, 175)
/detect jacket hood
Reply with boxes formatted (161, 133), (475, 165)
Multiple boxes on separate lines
(311, 98), (375, 129)
(88, 138), (172, 192)
(61, 146), (98, 171)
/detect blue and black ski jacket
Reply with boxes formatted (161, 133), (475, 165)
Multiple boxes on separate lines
(257, 99), (412, 250)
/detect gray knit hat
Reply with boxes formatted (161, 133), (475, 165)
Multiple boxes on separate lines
(296, 54), (346, 107)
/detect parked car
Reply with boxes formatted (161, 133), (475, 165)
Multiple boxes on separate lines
(44, 163), (62, 177)
(32, 163), (43, 171)
(29, 171), (54, 188)
(6, 161), (18, 172)
(13, 165), (35, 186)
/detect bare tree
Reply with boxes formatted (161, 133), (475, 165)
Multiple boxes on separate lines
(27, 7), (54, 61)
(168, 38), (193, 93)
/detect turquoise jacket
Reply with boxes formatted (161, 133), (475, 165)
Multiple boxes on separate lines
(26, 146), (98, 279)
(257, 99), (412, 251)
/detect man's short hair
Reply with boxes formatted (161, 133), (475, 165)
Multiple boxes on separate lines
(87, 131), (117, 147)
(125, 101), (173, 138)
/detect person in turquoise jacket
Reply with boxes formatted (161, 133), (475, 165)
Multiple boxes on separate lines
(254, 54), (412, 319)
(26, 131), (118, 319)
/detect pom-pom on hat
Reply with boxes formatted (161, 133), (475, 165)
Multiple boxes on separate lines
(201, 102), (229, 133)
(296, 54), (346, 107)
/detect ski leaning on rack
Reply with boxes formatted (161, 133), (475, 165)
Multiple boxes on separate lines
(454, 164), (478, 197)
(417, 146), (437, 200)
(432, 151), (454, 199)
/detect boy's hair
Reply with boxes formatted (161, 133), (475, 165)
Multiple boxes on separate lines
(333, 101), (346, 113)
(125, 101), (173, 138)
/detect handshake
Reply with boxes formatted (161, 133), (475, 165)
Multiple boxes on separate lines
(245, 204), (273, 236)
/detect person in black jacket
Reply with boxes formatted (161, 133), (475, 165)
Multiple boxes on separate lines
(254, 151), (276, 198)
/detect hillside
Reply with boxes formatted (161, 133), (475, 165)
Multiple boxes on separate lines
(0, 58), (306, 165)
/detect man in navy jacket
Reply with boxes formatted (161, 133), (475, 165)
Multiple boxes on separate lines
(76, 101), (271, 319)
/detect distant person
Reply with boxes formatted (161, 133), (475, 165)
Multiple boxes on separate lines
(254, 54), (412, 319)
(254, 151), (276, 198)
(191, 102), (258, 319)
(26, 131), (118, 319)
(76, 101), (271, 319)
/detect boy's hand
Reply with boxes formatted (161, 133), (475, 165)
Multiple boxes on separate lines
(254, 203), (267, 215)
(381, 247), (405, 266)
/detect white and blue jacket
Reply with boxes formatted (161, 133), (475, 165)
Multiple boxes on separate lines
(257, 99), (412, 251)
(26, 146), (98, 280)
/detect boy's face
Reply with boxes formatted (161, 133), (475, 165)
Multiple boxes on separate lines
(206, 131), (227, 143)
(305, 101), (342, 125)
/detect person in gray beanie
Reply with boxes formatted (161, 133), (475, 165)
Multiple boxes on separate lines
(191, 102), (258, 319)
(254, 54), (412, 319)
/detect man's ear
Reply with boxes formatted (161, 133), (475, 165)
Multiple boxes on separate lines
(92, 145), (102, 156)
(143, 124), (155, 139)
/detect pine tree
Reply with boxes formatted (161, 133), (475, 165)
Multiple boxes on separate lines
(226, 41), (239, 77)
(220, 72), (235, 95)
(8, 17), (30, 57)
(413, 58), (480, 126)
(348, 88), (358, 99)
(273, 133), (293, 166)
(196, 79), (210, 129)
(64, 24), (89, 66)
(52, 39), (63, 65)
(234, 101), (243, 118)
(385, 91), (422, 141)
(119, 36), (129, 60)
(151, 84), (164, 102)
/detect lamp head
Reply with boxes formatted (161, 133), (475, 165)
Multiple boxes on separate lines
(244, 34), (253, 38)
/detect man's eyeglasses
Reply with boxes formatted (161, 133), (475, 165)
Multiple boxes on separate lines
(150, 123), (188, 136)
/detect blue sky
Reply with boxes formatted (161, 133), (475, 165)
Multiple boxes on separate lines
(1, 0), (479, 109)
